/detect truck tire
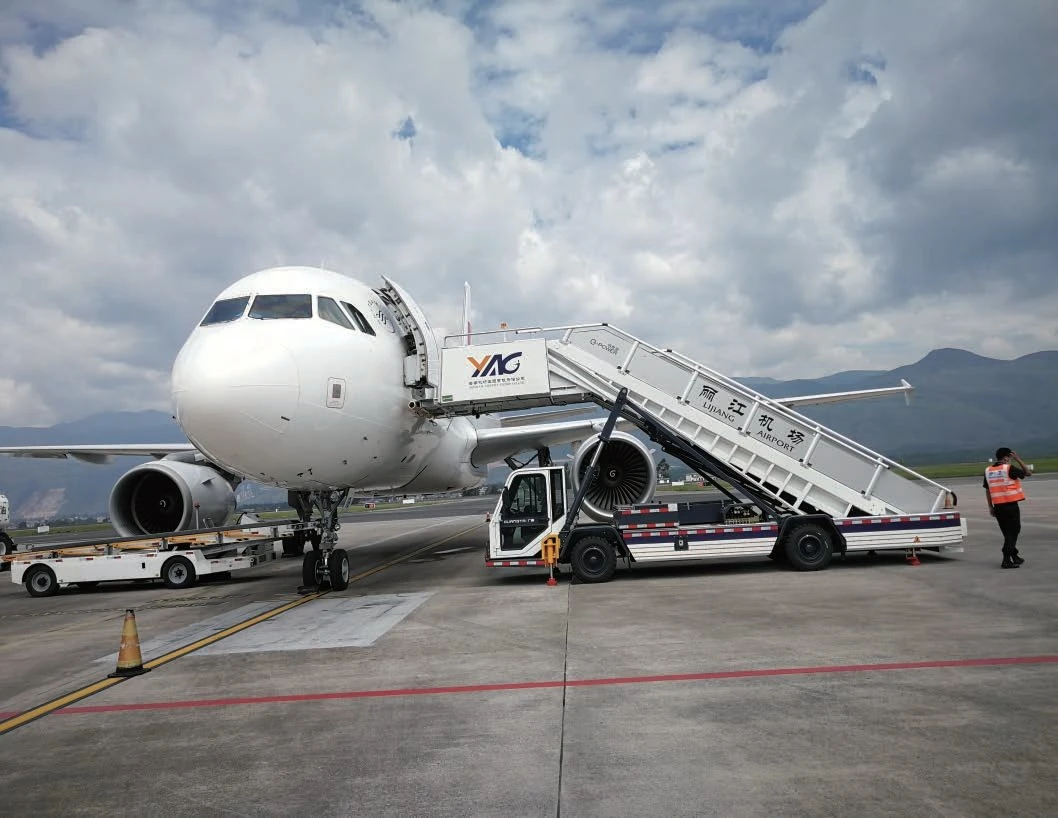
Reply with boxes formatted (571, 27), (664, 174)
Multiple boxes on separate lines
(783, 522), (834, 571)
(570, 536), (617, 583)
(161, 556), (197, 589)
(25, 565), (59, 597)
(328, 548), (350, 591)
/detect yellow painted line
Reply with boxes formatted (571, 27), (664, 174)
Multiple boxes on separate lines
(0, 520), (482, 736)
(0, 678), (125, 735)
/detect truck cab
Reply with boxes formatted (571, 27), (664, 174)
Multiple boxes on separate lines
(490, 466), (567, 558)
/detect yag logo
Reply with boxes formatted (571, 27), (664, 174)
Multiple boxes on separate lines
(467, 351), (522, 377)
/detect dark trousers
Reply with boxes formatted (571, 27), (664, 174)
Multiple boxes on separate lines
(993, 502), (1021, 559)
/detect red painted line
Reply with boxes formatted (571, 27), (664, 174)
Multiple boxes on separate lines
(34, 655), (1058, 717)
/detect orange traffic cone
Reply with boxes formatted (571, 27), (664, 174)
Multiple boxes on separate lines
(108, 609), (150, 677)
(905, 548), (921, 566)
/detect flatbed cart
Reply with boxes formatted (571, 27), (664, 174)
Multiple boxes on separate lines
(3, 517), (321, 597)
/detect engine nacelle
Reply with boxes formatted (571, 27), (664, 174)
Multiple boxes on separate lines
(109, 458), (237, 536)
(571, 431), (657, 521)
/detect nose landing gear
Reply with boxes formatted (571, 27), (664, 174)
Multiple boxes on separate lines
(292, 489), (351, 592)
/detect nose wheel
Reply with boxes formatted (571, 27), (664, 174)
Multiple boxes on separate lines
(301, 547), (350, 591)
(293, 488), (351, 593)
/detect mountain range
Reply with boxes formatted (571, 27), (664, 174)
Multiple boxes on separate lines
(1, 348), (1055, 521)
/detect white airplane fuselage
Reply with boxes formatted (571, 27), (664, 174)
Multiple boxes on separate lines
(171, 267), (488, 494)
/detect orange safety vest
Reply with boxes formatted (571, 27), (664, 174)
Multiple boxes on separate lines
(985, 463), (1025, 504)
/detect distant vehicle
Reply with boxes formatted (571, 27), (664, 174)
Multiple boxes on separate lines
(0, 494), (15, 566)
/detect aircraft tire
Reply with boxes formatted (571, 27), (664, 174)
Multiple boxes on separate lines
(302, 550), (322, 587)
(328, 549), (350, 591)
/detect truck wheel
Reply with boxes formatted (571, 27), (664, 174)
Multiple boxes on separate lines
(302, 550), (322, 587)
(25, 565), (59, 597)
(570, 536), (617, 583)
(783, 522), (834, 571)
(161, 556), (197, 589)
(328, 549), (350, 591)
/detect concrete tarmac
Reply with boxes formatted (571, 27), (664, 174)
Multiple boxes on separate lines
(1, 477), (1056, 817)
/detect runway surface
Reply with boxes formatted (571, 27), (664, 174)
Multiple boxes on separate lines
(1, 477), (1056, 816)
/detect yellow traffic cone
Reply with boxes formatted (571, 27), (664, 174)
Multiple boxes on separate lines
(108, 609), (150, 677)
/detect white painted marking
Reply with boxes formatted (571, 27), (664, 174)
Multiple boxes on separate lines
(196, 593), (434, 654)
(96, 601), (281, 664)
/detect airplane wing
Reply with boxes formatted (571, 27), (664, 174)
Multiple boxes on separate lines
(0, 444), (196, 464)
(497, 407), (596, 427)
(471, 417), (627, 466)
(775, 380), (913, 408)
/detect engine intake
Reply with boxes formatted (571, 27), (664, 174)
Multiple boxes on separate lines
(109, 458), (237, 536)
(572, 431), (657, 521)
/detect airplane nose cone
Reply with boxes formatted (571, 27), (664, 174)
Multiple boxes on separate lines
(172, 332), (300, 466)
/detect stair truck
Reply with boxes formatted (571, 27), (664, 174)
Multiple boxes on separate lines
(485, 389), (964, 583)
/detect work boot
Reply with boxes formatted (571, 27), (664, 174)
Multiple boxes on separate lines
(1012, 555), (1025, 565)
(1001, 559), (1019, 569)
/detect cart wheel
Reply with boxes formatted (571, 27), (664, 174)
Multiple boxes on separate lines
(161, 556), (197, 589)
(281, 535), (304, 557)
(302, 550), (322, 587)
(570, 536), (617, 583)
(328, 548), (350, 591)
(783, 522), (834, 571)
(25, 565), (59, 597)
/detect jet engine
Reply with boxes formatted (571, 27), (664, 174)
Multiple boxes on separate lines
(571, 431), (657, 521)
(109, 457), (237, 536)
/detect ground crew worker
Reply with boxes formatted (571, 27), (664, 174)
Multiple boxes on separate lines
(983, 447), (1032, 568)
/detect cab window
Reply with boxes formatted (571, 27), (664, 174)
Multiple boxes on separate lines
(200, 296), (249, 326)
(506, 473), (548, 517)
(318, 296), (355, 330)
(248, 294), (312, 319)
(342, 302), (376, 335)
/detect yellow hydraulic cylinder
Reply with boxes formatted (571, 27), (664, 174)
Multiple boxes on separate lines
(541, 534), (560, 566)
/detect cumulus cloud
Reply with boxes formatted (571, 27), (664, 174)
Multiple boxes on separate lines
(0, 0), (1055, 425)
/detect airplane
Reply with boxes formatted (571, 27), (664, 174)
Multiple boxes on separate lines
(0, 266), (915, 590)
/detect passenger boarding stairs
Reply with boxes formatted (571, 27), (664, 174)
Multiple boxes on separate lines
(429, 323), (954, 519)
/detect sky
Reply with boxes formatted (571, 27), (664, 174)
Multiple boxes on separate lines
(1, 0), (1055, 426)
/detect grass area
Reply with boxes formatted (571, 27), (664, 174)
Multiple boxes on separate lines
(7, 500), (441, 538)
(11, 522), (114, 538)
(908, 457), (1057, 480)
(252, 500), (442, 520)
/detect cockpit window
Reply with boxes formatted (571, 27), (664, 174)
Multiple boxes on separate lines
(317, 296), (355, 330)
(248, 294), (313, 320)
(342, 302), (376, 335)
(199, 296), (249, 326)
